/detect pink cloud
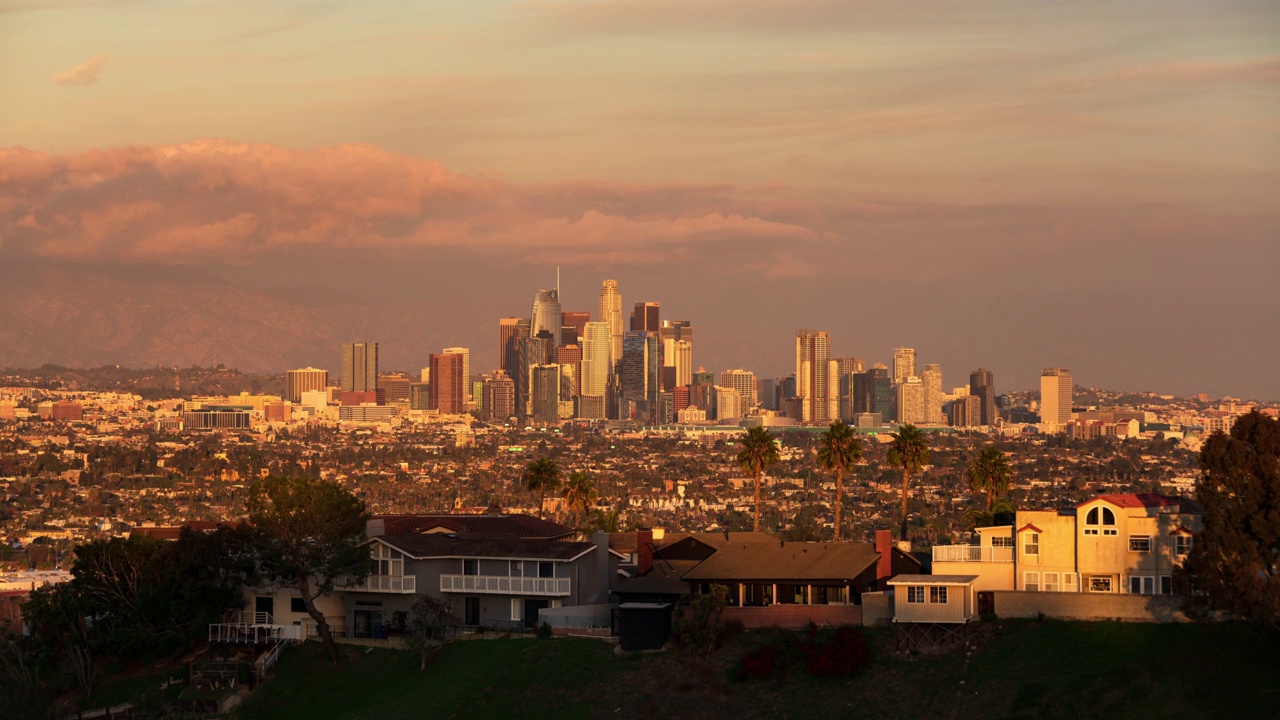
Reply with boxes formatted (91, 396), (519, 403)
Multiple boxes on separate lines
(51, 55), (108, 86)
(0, 140), (824, 264)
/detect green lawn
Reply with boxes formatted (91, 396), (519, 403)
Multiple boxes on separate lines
(230, 622), (1280, 720)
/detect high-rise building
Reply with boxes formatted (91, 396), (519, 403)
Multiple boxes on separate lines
(795, 330), (832, 423)
(531, 364), (561, 424)
(516, 335), (552, 419)
(719, 369), (757, 411)
(599, 280), (624, 368)
(441, 348), (471, 402)
(531, 288), (562, 348)
(970, 368), (996, 426)
(378, 372), (413, 404)
(498, 318), (527, 378)
(410, 383), (431, 411)
(671, 339), (693, 389)
(758, 377), (782, 411)
(341, 342), (379, 393)
(631, 302), (660, 332)
(714, 386), (743, 421)
(1040, 368), (1073, 427)
(892, 347), (916, 385)
(621, 330), (661, 405)
(561, 311), (590, 347)
(580, 321), (611, 400)
(554, 344), (582, 397)
(896, 376), (925, 425)
(921, 364), (943, 424)
(429, 353), (465, 414)
(833, 357), (863, 421)
(483, 371), (515, 421)
(948, 395), (983, 428)
(659, 320), (693, 345)
(285, 367), (328, 403)
(853, 367), (893, 418)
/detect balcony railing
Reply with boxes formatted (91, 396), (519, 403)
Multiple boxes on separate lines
(932, 545), (1014, 563)
(440, 574), (571, 597)
(348, 574), (417, 593)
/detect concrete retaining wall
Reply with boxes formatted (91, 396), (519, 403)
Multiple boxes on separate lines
(993, 591), (1188, 623)
(722, 604), (862, 629)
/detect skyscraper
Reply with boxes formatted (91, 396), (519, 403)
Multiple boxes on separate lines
(795, 329), (832, 423)
(285, 367), (328, 403)
(429, 352), (465, 414)
(631, 302), (660, 332)
(970, 368), (996, 425)
(892, 347), (916, 385)
(1040, 368), (1073, 427)
(516, 335), (552, 420)
(896, 376), (925, 425)
(531, 288), (562, 348)
(720, 369), (758, 411)
(622, 330), (659, 405)
(483, 371), (515, 421)
(599, 279), (624, 367)
(498, 318), (527, 378)
(561, 311), (590, 347)
(554, 344), (582, 397)
(671, 339), (693, 389)
(340, 342), (378, 393)
(531, 364), (561, 424)
(580, 321), (611, 400)
(921, 364), (943, 424)
(442, 347), (471, 403)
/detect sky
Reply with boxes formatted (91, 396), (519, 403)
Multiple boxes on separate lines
(1, 1), (1278, 398)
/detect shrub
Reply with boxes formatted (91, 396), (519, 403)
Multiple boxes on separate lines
(537, 622), (553, 640)
(736, 644), (779, 680)
(734, 623), (870, 681)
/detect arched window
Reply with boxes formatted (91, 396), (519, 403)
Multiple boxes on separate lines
(1101, 508), (1115, 525)
(1087, 508), (1099, 525)
(1084, 506), (1119, 536)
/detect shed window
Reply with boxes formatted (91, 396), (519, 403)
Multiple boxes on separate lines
(991, 536), (1013, 548)
(929, 586), (948, 604)
(906, 586), (925, 604)
(1128, 535), (1152, 553)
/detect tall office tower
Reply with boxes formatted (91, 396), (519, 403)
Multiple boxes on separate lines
(498, 318), (525, 377)
(483, 371), (515, 421)
(671, 339), (693, 388)
(795, 329), (832, 423)
(835, 357), (865, 376)
(1040, 368), (1073, 427)
(428, 353), (465, 414)
(554, 344), (582, 397)
(758, 377), (781, 411)
(531, 288), (562, 348)
(410, 383), (431, 411)
(656, 391), (675, 425)
(516, 335), (553, 419)
(921, 364), (944, 424)
(621, 331), (650, 403)
(833, 357), (863, 421)
(970, 368), (996, 425)
(599, 279), (624, 367)
(896, 376), (925, 425)
(340, 342), (379, 392)
(948, 395), (983, 428)
(826, 359), (841, 422)
(580, 321), (611, 399)
(689, 370), (715, 411)
(530, 364), (561, 424)
(631, 302), (660, 332)
(285, 368), (328, 403)
(720, 369), (758, 411)
(561, 311), (590, 347)
(714, 386), (743, 421)
(853, 367), (893, 417)
(420, 367), (431, 383)
(442, 348), (471, 402)
(378, 372), (413, 404)
(892, 347), (916, 384)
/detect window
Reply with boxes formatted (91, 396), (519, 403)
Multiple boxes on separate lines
(1043, 572), (1059, 593)
(1128, 535), (1152, 553)
(991, 536), (1013, 548)
(1129, 576), (1154, 595)
(929, 586), (948, 604)
(463, 559), (478, 576)
(509, 561), (524, 577)
(1175, 535), (1191, 556)
(1160, 576), (1172, 595)
(291, 598), (306, 613)
(1023, 533), (1039, 556)
(371, 543), (403, 577)
(511, 598), (523, 622)
(1085, 506), (1118, 535)
(1089, 576), (1113, 593)
(538, 561), (554, 578)
(1063, 573), (1077, 592)
(906, 586), (925, 604)
(1024, 572), (1040, 592)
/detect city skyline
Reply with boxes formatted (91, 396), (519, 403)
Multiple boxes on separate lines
(1, 2), (1276, 400)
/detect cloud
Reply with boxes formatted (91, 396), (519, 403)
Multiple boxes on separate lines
(0, 140), (825, 265)
(50, 55), (108, 86)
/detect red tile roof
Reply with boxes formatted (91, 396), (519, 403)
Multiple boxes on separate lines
(1079, 494), (1181, 509)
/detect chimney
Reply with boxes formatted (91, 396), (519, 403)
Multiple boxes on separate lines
(637, 528), (654, 575)
(875, 529), (894, 588)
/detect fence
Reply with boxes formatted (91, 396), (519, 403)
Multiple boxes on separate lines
(993, 591), (1189, 622)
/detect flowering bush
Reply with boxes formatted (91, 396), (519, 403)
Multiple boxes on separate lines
(734, 623), (870, 681)
(736, 644), (780, 680)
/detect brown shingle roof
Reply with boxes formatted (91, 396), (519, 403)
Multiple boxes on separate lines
(372, 514), (573, 539)
(680, 541), (880, 582)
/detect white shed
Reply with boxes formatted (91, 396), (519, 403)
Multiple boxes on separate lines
(887, 575), (978, 624)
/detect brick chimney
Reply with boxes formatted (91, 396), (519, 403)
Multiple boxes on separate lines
(637, 528), (654, 575)
(875, 529), (894, 588)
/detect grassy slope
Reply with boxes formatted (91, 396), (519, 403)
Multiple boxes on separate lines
(232, 621), (1280, 720)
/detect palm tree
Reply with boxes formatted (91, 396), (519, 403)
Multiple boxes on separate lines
(560, 471), (598, 529)
(736, 427), (780, 532)
(967, 445), (1013, 513)
(522, 457), (561, 519)
(887, 424), (930, 539)
(817, 420), (862, 541)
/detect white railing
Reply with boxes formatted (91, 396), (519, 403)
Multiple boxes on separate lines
(439, 574), (571, 597)
(209, 622), (304, 644)
(932, 545), (1014, 563)
(348, 574), (417, 593)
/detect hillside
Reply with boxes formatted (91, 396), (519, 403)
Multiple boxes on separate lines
(231, 620), (1279, 720)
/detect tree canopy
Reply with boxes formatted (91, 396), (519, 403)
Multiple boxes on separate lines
(522, 457), (562, 520)
(246, 475), (371, 664)
(887, 424), (930, 539)
(1178, 411), (1279, 630)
